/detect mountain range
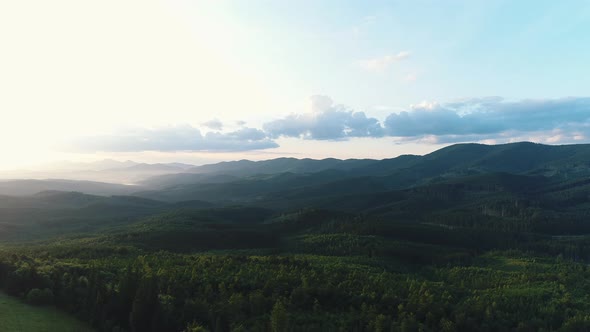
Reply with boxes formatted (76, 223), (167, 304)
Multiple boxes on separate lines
(2, 142), (590, 331)
(0, 160), (195, 185)
(2, 142), (589, 201)
(136, 142), (590, 203)
(1, 141), (589, 241)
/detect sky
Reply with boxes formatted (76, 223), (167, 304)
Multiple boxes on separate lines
(1, 0), (590, 169)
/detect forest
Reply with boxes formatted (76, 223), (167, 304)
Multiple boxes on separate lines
(2, 142), (590, 331)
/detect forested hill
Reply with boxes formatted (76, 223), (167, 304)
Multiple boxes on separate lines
(3, 142), (590, 331)
(137, 142), (590, 202)
(174, 142), (590, 178)
(0, 179), (137, 196)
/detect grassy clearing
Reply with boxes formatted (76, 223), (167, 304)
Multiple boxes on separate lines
(0, 292), (94, 332)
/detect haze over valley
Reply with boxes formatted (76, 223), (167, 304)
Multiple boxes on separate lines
(2, 1), (590, 331)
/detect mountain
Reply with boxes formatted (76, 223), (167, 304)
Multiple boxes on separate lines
(0, 190), (170, 240)
(81, 159), (141, 171)
(0, 160), (196, 184)
(140, 173), (240, 188)
(417, 141), (590, 175)
(177, 142), (590, 179)
(136, 170), (363, 202)
(3, 142), (590, 332)
(183, 157), (378, 176)
(137, 142), (590, 203)
(0, 142), (581, 240)
(112, 163), (191, 173)
(0, 179), (138, 196)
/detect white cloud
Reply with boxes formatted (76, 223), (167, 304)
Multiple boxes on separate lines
(264, 96), (590, 145)
(386, 97), (590, 137)
(56, 96), (590, 153)
(65, 125), (278, 152)
(264, 96), (384, 140)
(202, 119), (224, 130)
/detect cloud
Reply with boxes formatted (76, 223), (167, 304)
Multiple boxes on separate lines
(206, 127), (268, 141)
(262, 96), (590, 145)
(310, 95), (334, 112)
(420, 127), (590, 146)
(359, 52), (410, 72)
(67, 125), (278, 152)
(264, 95), (384, 140)
(201, 119), (223, 130)
(384, 97), (590, 137)
(63, 96), (590, 153)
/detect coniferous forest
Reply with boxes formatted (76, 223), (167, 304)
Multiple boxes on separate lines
(3, 142), (590, 331)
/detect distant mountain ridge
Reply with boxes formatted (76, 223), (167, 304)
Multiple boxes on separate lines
(169, 142), (590, 180)
(0, 179), (138, 196)
(0, 160), (196, 184)
(2, 142), (590, 202)
(184, 157), (377, 176)
(137, 142), (590, 202)
(1, 141), (590, 244)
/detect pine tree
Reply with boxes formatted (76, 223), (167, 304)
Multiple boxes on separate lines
(270, 300), (288, 332)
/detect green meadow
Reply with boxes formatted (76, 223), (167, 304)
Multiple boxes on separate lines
(0, 292), (94, 332)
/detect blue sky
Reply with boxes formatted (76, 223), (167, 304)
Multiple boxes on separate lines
(1, 0), (589, 167)
(225, 0), (590, 104)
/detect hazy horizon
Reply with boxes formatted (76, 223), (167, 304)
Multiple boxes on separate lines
(0, 140), (581, 173)
(2, 1), (590, 170)
(0, 140), (584, 185)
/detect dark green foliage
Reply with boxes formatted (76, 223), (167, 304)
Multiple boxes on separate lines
(2, 142), (590, 330)
(3, 249), (590, 331)
(270, 300), (288, 332)
(26, 288), (54, 306)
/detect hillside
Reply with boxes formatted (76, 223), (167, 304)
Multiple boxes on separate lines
(2, 142), (590, 331)
(0, 161), (195, 184)
(136, 142), (590, 203)
(0, 179), (139, 196)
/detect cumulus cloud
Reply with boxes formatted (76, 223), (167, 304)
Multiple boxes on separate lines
(384, 97), (590, 137)
(359, 51), (410, 72)
(201, 119), (223, 130)
(206, 127), (268, 142)
(261, 96), (590, 145)
(63, 96), (590, 153)
(68, 125), (278, 152)
(264, 95), (384, 140)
